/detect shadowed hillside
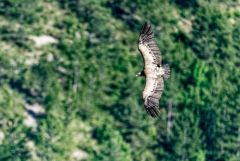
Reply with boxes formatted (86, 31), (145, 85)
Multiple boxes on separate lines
(0, 0), (239, 160)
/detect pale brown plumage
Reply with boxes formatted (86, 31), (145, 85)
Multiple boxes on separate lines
(137, 23), (170, 117)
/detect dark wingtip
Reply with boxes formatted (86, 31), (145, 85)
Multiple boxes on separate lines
(144, 97), (160, 118)
(146, 107), (160, 118)
(139, 22), (154, 43)
(140, 22), (152, 35)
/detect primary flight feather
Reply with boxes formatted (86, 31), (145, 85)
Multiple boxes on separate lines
(137, 23), (170, 118)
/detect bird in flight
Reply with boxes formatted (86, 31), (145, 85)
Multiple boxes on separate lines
(136, 23), (170, 118)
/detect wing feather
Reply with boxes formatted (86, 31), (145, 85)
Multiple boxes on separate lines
(138, 23), (162, 66)
(143, 77), (164, 117)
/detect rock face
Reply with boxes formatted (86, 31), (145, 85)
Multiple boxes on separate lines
(71, 149), (88, 161)
(178, 18), (192, 33)
(24, 113), (38, 129)
(25, 103), (45, 116)
(26, 141), (41, 161)
(24, 103), (46, 129)
(0, 131), (4, 144)
(29, 35), (58, 47)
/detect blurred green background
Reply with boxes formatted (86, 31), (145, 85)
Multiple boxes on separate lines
(0, 0), (239, 160)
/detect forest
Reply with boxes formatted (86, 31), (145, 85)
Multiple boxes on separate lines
(0, 0), (239, 160)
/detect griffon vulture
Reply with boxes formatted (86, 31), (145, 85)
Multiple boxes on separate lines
(136, 23), (170, 117)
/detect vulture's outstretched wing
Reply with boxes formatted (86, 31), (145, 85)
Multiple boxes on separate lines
(138, 23), (161, 67)
(143, 77), (164, 117)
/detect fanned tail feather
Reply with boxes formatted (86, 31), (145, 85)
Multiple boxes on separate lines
(163, 64), (170, 80)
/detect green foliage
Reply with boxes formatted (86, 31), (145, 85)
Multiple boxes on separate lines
(93, 124), (132, 161)
(0, 0), (41, 24)
(0, 0), (239, 160)
(0, 86), (30, 160)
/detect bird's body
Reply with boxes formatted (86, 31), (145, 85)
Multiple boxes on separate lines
(137, 23), (170, 117)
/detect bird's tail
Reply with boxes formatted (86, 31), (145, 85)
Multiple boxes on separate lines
(163, 64), (170, 80)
